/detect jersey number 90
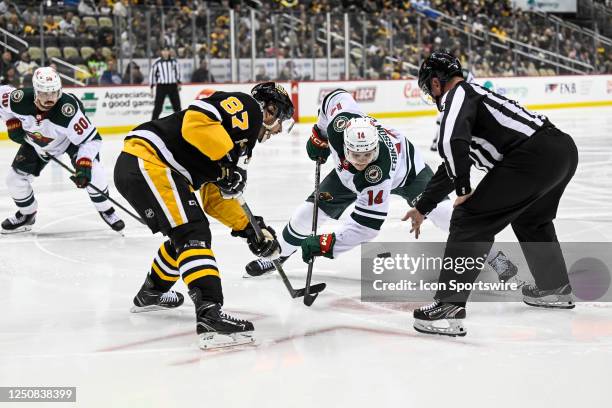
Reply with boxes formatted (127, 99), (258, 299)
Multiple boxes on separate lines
(221, 97), (249, 131)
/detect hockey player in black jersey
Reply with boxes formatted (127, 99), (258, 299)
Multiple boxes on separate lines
(114, 82), (293, 349)
(406, 51), (579, 337)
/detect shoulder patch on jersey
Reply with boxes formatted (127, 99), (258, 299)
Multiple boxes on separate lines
(61, 103), (76, 117)
(365, 165), (383, 183)
(332, 115), (349, 133)
(11, 90), (24, 103)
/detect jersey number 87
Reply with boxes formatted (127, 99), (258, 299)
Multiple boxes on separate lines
(221, 97), (249, 131)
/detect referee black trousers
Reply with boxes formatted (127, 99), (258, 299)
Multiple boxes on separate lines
(434, 127), (579, 306)
(152, 84), (181, 120)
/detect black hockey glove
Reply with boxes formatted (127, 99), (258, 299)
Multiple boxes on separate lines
(216, 164), (247, 199)
(231, 216), (280, 258)
(6, 118), (25, 144)
(306, 125), (330, 163)
(70, 157), (92, 188)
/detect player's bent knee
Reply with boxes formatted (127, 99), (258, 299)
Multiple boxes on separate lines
(169, 220), (212, 250)
(6, 168), (32, 190)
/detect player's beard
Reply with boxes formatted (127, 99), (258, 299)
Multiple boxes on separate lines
(35, 98), (56, 111)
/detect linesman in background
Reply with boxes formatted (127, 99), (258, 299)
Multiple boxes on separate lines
(404, 51), (579, 337)
(149, 47), (181, 120)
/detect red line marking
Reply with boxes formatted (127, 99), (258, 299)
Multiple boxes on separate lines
(96, 309), (268, 353)
(168, 325), (423, 366)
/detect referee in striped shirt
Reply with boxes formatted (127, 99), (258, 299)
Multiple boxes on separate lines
(149, 47), (182, 120)
(405, 51), (579, 335)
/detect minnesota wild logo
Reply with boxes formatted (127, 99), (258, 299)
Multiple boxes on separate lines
(61, 103), (76, 117)
(11, 90), (24, 102)
(365, 165), (382, 183)
(333, 115), (349, 132)
(26, 131), (52, 146)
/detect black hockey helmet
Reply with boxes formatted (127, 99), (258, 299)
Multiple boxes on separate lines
(417, 50), (463, 97)
(251, 82), (294, 122)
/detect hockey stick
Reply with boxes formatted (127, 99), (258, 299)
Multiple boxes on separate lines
(303, 158), (324, 306)
(237, 195), (326, 299)
(48, 155), (146, 225)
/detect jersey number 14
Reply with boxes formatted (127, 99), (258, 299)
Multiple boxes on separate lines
(367, 190), (383, 205)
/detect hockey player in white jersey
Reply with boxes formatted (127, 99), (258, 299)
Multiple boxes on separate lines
(0, 67), (124, 233)
(245, 89), (517, 280)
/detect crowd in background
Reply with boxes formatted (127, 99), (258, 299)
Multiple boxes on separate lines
(0, 0), (611, 85)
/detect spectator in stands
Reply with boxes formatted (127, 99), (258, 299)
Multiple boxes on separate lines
(87, 49), (107, 81)
(60, 11), (77, 38)
(0, 1), (9, 15)
(78, 0), (98, 16)
(15, 51), (38, 87)
(123, 61), (144, 84)
(278, 60), (300, 80)
(21, 5), (37, 26)
(99, 28), (115, 48)
(23, 14), (38, 37)
(43, 14), (60, 36)
(191, 59), (215, 83)
(76, 19), (89, 38)
(113, 0), (129, 18)
(255, 65), (268, 81)
(98, 0), (112, 16)
(0, 51), (14, 78)
(99, 59), (123, 85)
(1, 66), (20, 87)
(6, 12), (23, 34)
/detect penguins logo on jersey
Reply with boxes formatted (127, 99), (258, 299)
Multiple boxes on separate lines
(365, 165), (383, 183)
(61, 103), (76, 117)
(11, 90), (24, 103)
(145, 208), (155, 218)
(333, 115), (349, 132)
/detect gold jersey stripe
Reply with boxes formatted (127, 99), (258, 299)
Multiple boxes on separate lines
(123, 138), (167, 168)
(159, 243), (178, 268)
(182, 109), (234, 161)
(177, 248), (215, 264)
(141, 160), (186, 227)
(152, 262), (180, 282)
(200, 183), (249, 231)
(183, 268), (220, 285)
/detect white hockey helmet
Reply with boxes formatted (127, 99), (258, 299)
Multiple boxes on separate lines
(343, 117), (379, 168)
(33, 67), (62, 108)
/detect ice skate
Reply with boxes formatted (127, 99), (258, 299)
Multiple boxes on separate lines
(413, 301), (467, 337)
(1, 211), (36, 234)
(190, 288), (255, 350)
(522, 283), (575, 309)
(130, 275), (184, 313)
(244, 255), (289, 278)
(99, 207), (125, 233)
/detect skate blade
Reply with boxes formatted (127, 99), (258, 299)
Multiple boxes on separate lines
(130, 304), (181, 313)
(523, 295), (575, 309)
(1, 225), (33, 235)
(242, 270), (275, 279)
(413, 318), (467, 337)
(198, 331), (256, 350)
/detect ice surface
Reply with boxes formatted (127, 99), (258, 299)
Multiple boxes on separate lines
(0, 107), (611, 408)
